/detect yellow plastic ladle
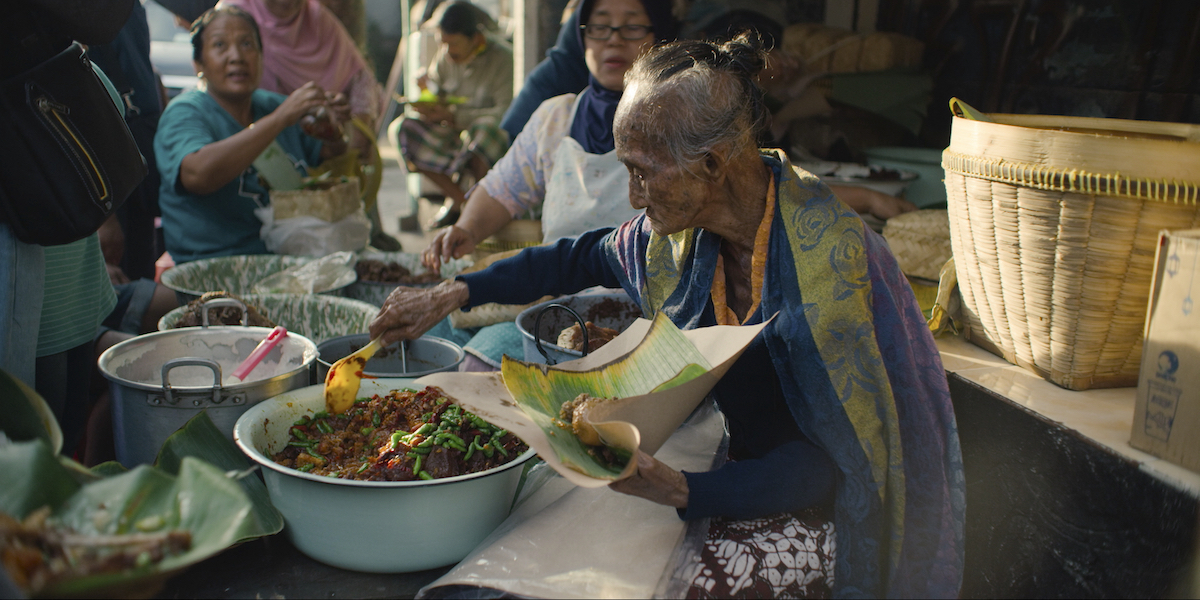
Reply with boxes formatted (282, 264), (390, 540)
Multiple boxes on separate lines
(323, 338), (382, 415)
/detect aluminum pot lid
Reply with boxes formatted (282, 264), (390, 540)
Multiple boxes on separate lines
(98, 326), (318, 389)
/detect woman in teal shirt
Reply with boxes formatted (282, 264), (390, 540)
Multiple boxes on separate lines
(154, 5), (346, 263)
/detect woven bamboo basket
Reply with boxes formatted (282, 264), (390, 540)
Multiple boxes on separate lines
(944, 109), (1200, 390)
(882, 209), (952, 282)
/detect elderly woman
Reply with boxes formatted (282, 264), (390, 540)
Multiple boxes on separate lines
(155, 6), (346, 263)
(371, 33), (964, 598)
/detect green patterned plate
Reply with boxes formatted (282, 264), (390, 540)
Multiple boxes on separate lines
(345, 251), (473, 307)
(161, 255), (355, 305)
(158, 293), (378, 345)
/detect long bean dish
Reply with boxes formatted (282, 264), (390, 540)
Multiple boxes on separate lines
(271, 386), (528, 481)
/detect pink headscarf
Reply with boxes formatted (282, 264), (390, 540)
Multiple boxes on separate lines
(219, 0), (367, 96)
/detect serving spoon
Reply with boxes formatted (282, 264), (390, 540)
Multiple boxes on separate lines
(323, 337), (382, 414)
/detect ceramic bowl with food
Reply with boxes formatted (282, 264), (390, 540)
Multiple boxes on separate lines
(516, 292), (642, 364)
(864, 146), (948, 208)
(161, 255), (356, 305)
(232, 380), (537, 572)
(344, 251), (472, 307)
(158, 293), (378, 346)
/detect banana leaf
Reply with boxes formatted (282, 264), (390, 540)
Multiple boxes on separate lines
(0, 368), (62, 453)
(500, 313), (711, 480)
(0, 411), (282, 598)
(419, 313), (770, 488)
(154, 411), (283, 540)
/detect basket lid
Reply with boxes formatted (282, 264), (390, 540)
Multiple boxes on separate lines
(946, 110), (1200, 202)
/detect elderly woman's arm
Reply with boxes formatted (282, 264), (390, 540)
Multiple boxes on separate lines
(179, 82), (334, 195)
(376, 228), (622, 345)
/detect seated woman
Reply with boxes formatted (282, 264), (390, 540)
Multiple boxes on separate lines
(216, 0), (382, 139)
(155, 5), (347, 264)
(388, 0), (514, 230)
(216, 0), (397, 249)
(371, 34), (964, 598)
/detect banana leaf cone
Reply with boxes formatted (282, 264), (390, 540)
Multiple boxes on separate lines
(418, 312), (769, 487)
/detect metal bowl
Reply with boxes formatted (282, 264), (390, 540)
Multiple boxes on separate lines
(315, 333), (465, 383)
(98, 326), (319, 466)
(516, 292), (642, 364)
(160, 254), (356, 305)
(344, 252), (472, 307)
(233, 380), (537, 572)
(158, 293), (378, 346)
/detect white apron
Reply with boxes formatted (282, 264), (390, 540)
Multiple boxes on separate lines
(540, 96), (641, 243)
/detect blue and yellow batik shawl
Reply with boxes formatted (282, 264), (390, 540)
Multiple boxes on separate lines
(603, 150), (965, 598)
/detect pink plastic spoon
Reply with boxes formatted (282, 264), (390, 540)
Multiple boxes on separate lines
(232, 326), (288, 381)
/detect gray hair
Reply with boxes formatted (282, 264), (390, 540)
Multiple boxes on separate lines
(618, 32), (770, 171)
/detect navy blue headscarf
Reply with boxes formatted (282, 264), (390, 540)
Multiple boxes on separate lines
(568, 0), (676, 154)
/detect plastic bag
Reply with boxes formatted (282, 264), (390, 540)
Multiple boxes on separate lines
(251, 251), (358, 294)
(256, 205), (371, 258)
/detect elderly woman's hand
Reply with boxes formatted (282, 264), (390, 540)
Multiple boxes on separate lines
(608, 450), (689, 509)
(368, 279), (470, 347)
(422, 224), (477, 271)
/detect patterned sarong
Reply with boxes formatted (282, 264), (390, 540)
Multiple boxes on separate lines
(396, 115), (508, 177)
(686, 509), (836, 599)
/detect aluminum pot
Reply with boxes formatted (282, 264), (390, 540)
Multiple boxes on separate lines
(233, 380), (537, 573)
(516, 292), (642, 364)
(315, 333), (464, 383)
(98, 326), (318, 466)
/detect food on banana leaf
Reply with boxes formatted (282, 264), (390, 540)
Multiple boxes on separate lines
(271, 386), (528, 481)
(0, 507), (191, 596)
(556, 393), (629, 469)
(502, 313), (713, 480)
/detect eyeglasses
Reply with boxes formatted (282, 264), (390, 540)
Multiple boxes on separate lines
(580, 23), (653, 41)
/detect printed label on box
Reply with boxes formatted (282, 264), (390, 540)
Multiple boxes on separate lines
(1131, 230), (1200, 473)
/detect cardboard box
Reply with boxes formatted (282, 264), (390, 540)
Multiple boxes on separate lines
(1131, 229), (1200, 473)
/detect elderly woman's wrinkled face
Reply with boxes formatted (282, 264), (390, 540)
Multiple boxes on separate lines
(194, 13), (262, 102)
(583, 0), (654, 91)
(617, 118), (709, 236)
(264, 0), (304, 20)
